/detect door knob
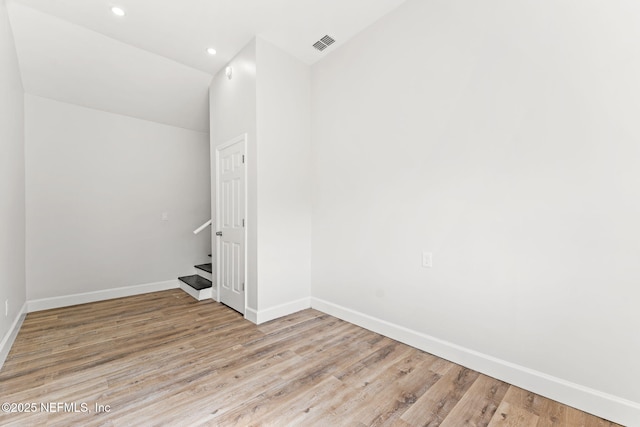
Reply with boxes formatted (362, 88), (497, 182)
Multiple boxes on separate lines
(216, 231), (222, 236)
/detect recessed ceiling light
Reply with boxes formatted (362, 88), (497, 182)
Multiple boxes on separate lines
(111, 6), (125, 17)
(207, 48), (217, 55)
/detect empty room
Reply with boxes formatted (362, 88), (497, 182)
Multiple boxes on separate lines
(0, 0), (638, 425)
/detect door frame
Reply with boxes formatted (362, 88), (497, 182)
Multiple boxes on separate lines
(214, 134), (247, 313)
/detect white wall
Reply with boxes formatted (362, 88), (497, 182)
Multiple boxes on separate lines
(209, 38), (312, 321)
(256, 37), (311, 313)
(25, 95), (210, 300)
(209, 40), (258, 310)
(311, 0), (640, 423)
(0, 0), (26, 352)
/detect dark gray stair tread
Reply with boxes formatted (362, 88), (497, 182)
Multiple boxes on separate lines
(195, 263), (213, 273)
(178, 275), (212, 291)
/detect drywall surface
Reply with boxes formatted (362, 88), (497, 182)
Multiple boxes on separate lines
(7, 2), (212, 132)
(209, 40), (258, 310)
(209, 38), (311, 319)
(255, 37), (311, 311)
(311, 0), (640, 418)
(25, 95), (210, 300)
(0, 0), (26, 347)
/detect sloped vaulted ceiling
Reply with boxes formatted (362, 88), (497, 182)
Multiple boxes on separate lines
(7, 0), (407, 132)
(7, 2), (213, 132)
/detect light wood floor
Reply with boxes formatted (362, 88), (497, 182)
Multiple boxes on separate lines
(0, 290), (622, 427)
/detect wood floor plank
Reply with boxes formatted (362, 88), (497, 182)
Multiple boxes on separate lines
(501, 385), (567, 427)
(439, 374), (510, 427)
(309, 350), (442, 427)
(400, 365), (480, 426)
(360, 352), (443, 426)
(488, 401), (539, 427)
(211, 330), (384, 425)
(0, 290), (624, 427)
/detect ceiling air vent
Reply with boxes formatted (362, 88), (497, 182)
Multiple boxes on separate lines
(313, 35), (336, 52)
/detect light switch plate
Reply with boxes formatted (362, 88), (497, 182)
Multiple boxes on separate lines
(422, 252), (432, 268)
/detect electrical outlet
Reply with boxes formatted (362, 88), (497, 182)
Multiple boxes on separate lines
(161, 212), (169, 221)
(422, 252), (432, 268)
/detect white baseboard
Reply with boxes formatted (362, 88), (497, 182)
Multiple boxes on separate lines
(0, 302), (27, 370)
(246, 297), (311, 325)
(244, 307), (258, 324)
(310, 297), (639, 427)
(27, 280), (179, 312)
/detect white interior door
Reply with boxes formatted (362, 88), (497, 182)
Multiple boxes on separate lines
(216, 135), (246, 314)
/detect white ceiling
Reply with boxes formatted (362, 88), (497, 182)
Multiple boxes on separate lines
(6, 0), (407, 131)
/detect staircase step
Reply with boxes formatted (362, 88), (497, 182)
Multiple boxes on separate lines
(195, 263), (213, 274)
(178, 275), (212, 291)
